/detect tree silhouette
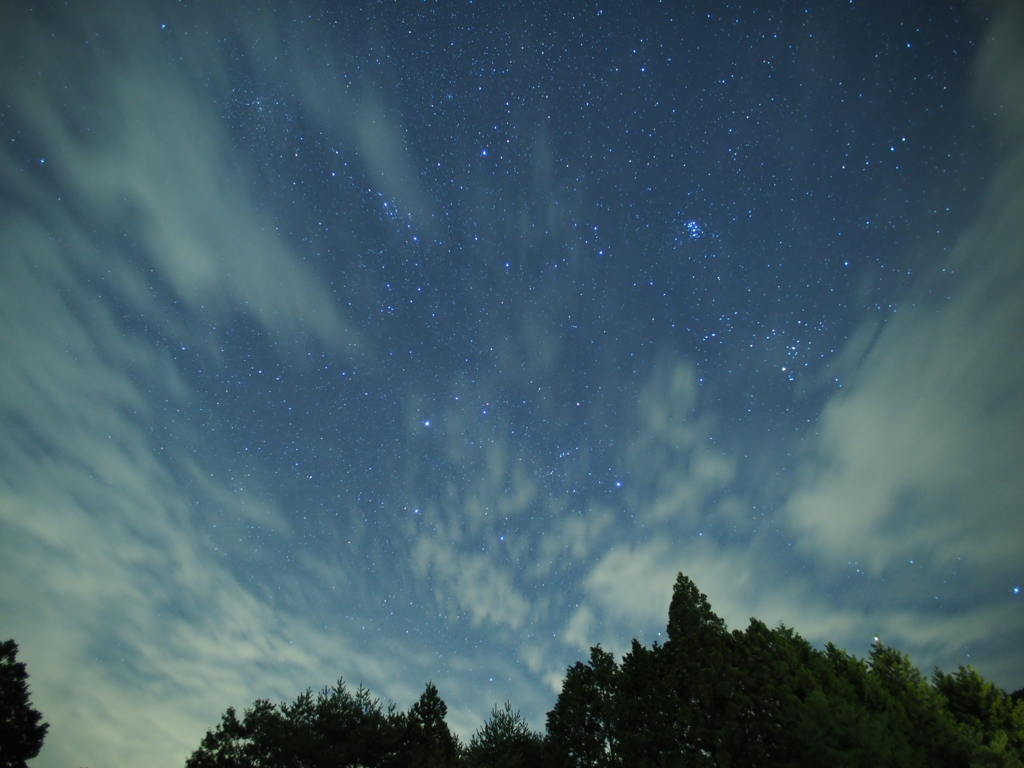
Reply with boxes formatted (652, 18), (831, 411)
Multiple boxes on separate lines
(184, 571), (1024, 768)
(611, 640), (677, 767)
(464, 701), (544, 768)
(407, 682), (459, 767)
(543, 572), (1024, 768)
(0, 639), (48, 768)
(186, 679), (413, 768)
(545, 646), (619, 768)
(663, 573), (733, 766)
(186, 678), (469, 768)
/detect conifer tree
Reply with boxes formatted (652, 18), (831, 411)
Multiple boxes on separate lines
(0, 640), (48, 768)
(407, 682), (459, 767)
(465, 701), (544, 768)
(611, 640), (677, 767)
(663, 573), (732, 765)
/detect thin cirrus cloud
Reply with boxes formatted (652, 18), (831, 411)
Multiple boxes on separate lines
(0, 5), (558, 763)
(624, 356), (735, 526)
(1, 3), (583, 765)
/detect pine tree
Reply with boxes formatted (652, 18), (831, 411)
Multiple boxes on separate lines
(0, 640), (48, 768)
(407, 682), (459, 767)
(465, 701), (544, 768)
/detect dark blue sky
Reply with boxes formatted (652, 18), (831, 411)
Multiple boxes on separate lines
(1, 2), (1022, 766)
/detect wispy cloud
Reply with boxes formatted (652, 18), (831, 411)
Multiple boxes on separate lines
(625, 355), (734, 525)
(0, 6), (393, 768)
(560, 358), (738, 655)
(3, 5), (1023, 768)
(778, 0), (1024, 682)
(0, 209), (377, 767)
(5, 3), (360, 355)
(784, 5), (1024, 575)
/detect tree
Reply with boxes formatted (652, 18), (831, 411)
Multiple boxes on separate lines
(724, 619), (820, 767)
(464, 701), (544, 768)
(407, 682), (459, 768)
(184, 570), (1024, 768)
(186, 678), (410, 768)
(934, 665), (1024, 767)
(663, 573), (732, 766)
(546, 646), (620, 768)
(856, 642), (977, 768)
(185, 699), (288, 768)
(804, 642), (906, 767)
(612, 640), (678, 768)
(0, 640), (48, 768)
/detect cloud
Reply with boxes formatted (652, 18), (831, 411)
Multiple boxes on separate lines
(783, 4), (1024, 576)
(568, 534), (1024, 686)
(408, 429), (534, 633)
(0, 7), (417, 768)
(284, 19), (441, 240)
(412, 534), (531, 632)
(566, 540), (769, 655)
(624, 356), (734, 525)
(3, 3), (360, 356)
(772, 1), (1024, 688)
(568, 540), (806, 650)
(538, 503), (615, 566)
(0, 212), (384, 767)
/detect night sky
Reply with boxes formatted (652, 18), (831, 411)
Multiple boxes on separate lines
(2, 1), (1023, 766)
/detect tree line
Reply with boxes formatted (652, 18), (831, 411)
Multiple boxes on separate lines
(2, 573), (1022, 767)
(184, 573), (1024, 767)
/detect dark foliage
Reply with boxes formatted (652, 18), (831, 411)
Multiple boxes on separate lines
(464, 702), (544, 768)
(407, 682), (460, 768)
(544, 573), (1024, 768)
(185, 679), (456, 768)
(187, 572), (1024, 768)
(544, 646), (619, 768)
(0, 639), (48, 768)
